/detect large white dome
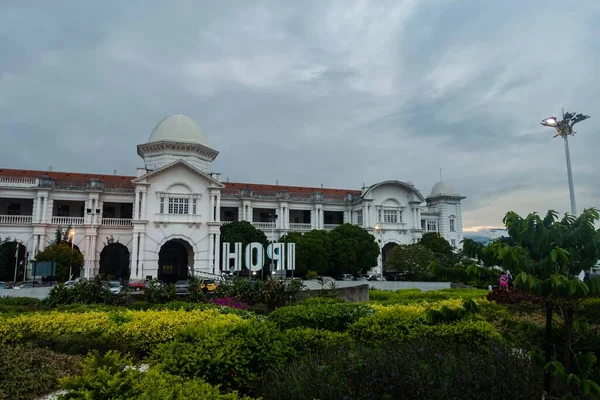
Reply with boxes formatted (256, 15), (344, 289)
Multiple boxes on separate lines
(430, 181), (457, 196)
(148, 114), (207, 145)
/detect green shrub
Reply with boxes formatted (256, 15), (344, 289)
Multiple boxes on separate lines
(257, 342), (543, 400)
(348, 306), (502, 347)
(0, 296), (42, 306)
(150, 319), (292, 393)
(44, 278), (127, 306)
(59, 351), (255, 399)
(369, 288), (488, 305)
(0, 344), (81, 400)
(284, 328), (354, 354)
(268, 302), (374, 331)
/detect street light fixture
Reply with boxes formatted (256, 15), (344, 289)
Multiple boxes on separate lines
(374, 223), (383, 279)
(267, 212), (278, 281)
(540, 110), (590, 216)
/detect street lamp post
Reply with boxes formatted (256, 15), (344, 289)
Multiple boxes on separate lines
(69, 229), (75, 280)
(267, 213), (278, 280)
(541, 111), (590, 216)
(374, 223), (383, 279)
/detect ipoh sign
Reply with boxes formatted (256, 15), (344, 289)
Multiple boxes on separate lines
(222, 242), (295, 272)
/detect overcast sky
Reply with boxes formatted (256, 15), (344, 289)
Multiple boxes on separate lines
(1, 0), (598, 232)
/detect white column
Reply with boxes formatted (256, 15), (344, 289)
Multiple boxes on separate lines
(209, 233), (214, 273)
(141, 191), (147, 220)
(134, 191), (140, 220)
(238, 206), (243, 221)
(248, 205), (253, 223)
(139, 233), (146, 278)
(34, 196), (41, 223)
(216, 195), (221, 222)
(210, 194), (215, 222)
(215, 232), (221, 273)
(97, 200), (103, 225)
(131, 232), (139, 278)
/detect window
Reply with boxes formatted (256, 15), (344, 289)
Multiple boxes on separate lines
(451, 239), (456, 247)
(159, 198), (164, 214)
(421, 219), (426, 230)
(192, 199), (197, 215)
(168, 198), (188, 214)
(383, 209), (398, 224)
(426, 220), (437, 232)
(449, 218), (455, 232)
(103, 206), (115, 218)
(356, 210), (363, 226)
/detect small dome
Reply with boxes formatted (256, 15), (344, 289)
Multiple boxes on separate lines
(148, 114), (207, 145)
(430, 181), (457, 196)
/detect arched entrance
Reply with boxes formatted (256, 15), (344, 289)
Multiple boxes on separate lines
(158, 239), (193, 283)
(0, 241), (26, 282)
(382, 242), (398, 271)
(99, 242), (131, 281)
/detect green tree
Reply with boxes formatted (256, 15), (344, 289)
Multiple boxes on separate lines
(329, 224), (379, 274)
(386, 244), (436, 280)
(36, 242), (84, 282)
(220, 221), (268, 274)
(420, 233), (453, 259)
(281, 230), (332, 277)
(469, 209), (600, 398)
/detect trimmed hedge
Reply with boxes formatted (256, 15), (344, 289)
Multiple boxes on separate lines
(267, 302), (374, 331)
(0, 309), (245, 355)
(59, 351), (256, 399)
(150, 319), (293, 393)
(0, 344), (81, 399)
(369, 288), (489, 305)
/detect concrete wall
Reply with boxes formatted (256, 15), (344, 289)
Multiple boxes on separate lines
(1, 287), (52, 299)
(296, 283), (369, 302)
(303, 280), (451, 292)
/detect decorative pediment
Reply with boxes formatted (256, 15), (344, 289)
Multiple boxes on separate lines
(132, 160), (224, 188)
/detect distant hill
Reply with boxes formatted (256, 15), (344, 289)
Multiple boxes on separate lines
(463, 234), (492, 245)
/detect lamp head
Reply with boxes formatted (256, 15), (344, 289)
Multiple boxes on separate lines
(541, 116), (558, 127)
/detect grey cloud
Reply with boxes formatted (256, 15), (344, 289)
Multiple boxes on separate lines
(0, 0), (599, 229)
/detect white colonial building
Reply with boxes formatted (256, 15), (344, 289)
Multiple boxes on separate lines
(0, 114), (465, 282)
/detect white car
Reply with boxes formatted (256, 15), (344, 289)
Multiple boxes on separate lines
(108, 281), (123, 294)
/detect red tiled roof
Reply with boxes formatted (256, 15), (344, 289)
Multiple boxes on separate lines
(0, 168), (360, 194)
(224, 182), (360, 196)
(0, 168), (135, 184)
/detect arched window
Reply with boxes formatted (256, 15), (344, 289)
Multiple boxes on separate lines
(449, 215), (456, 232)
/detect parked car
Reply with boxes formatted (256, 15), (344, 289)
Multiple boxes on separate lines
(128, 279), (147, 291)
(0, 281), (11, 289)
(107, 280), (123, 294)
(200, 279), (217, 292)
(174, 280), (189, 295)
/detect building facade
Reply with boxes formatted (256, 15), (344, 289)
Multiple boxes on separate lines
(0, 114), (465, 282)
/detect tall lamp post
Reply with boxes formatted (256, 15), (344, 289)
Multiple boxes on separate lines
(69, 229), (75, 280)
(541, 111), (590, 216)
(267, 212), (278, 280)
(374, 223), (383, 278)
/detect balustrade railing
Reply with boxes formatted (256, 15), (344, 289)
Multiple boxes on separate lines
(289, 223), (312, 231)
(51, 216), (85, 225)
(0, 215), (33, 224)
(252, 222), (276, 230)
(101, 218), (132, 226)
(323, 223), (342, 230)
(0, 176), (38, 187)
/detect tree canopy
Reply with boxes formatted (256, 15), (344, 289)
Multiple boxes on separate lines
(386, 244), (435, 280)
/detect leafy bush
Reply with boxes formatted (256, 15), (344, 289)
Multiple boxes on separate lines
(44, 278), (127, 306)
(150, 319), (292, 393)
(257, 342), (543, 400)
(369, 288), (489, 305)
(0, 296), (48, 314)
(59, 351), (255, 399)
(0, 309), (246, 356)
(348, 302), (502, 347)
(284, 327), (354, 354)
(268, 302), (374, 331)
(486, 289), (543, 305)
(0, 344), (81, 400)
